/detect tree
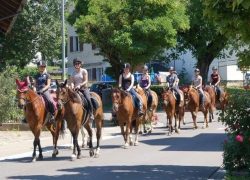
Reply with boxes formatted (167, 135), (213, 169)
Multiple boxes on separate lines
(176, 0), (228, 82)
(0, 0), (62, 71)
(68, 0), (189, 79)
(204, 0), (250, 68)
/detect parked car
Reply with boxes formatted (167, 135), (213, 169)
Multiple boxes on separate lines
(90, 82), (113, 98)
(49, 80), (57, 93)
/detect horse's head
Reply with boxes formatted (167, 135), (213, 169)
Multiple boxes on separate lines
(56, 80), (70, 105)
(16, 79), (30, 109)
(111, 88), (129, 112)
(161, 89), (173, 106)
(182, 86), (190, 106)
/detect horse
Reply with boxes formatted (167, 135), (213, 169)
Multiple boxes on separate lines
(162, 88), (185, 135)
(182, 86), (213, 129)
(56, 80), (103, 159)
(204, 85), (229, 120)
(139, 90), (159, 134)
(15, 78), (64, 162)
(204, 86), (216, 122)
(111, 87), (147, 148)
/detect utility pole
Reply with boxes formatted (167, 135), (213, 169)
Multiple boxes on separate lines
(61, 0), (66, 80)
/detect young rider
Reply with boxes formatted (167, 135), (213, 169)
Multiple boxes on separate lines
(70, 58), (94, 120)
(192, 68), (205, 109)
(140, 65), (152, 110)
(166, 67), (183, 107)
(210, 66), (223, 101)
(119, 63), (144, 116)
(33, 60), (55, 123)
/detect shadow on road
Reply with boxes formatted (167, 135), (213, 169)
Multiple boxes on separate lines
(140, 133), (226, 152)
(8, 164), (223, 180)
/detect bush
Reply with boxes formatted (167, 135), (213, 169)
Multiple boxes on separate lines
(17, 66), (37, 80)
(220, 88), (250, 173)
(0, 66), (23, 123)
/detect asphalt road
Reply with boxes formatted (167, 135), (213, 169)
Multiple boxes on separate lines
(0, 112), (226, 180)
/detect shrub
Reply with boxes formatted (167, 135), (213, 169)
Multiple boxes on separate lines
(0, 66), (23, 123)
(220, 88), (250, 173)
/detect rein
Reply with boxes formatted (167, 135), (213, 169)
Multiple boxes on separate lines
(18, 89), (40, 105)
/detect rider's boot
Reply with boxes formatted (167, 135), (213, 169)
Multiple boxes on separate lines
(138, 102), (144, 117)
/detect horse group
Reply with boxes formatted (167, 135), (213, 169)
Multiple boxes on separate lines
(15, 78), (228, 162)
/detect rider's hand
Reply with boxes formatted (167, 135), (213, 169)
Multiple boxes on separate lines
(37, 89), (43, 94)
(74, 85), (80, 91)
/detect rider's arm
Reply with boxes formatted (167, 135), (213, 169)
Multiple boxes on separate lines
(70, 75), (75, 89)
(144, 75), (151, 89)
(80, 69), (88, 88)
(126, 74), (134, 91)
(196, 76), (202, 88)
(215, 75), (221, 86)
(118, 74), (122, 88)
(33, 79), (37, 92)
(42, 78), (51, 92)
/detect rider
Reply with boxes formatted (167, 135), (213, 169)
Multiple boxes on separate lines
(70, 58), (94, 120)
(210, 66), (223, 101)
(139, 65), (152, 110)
(166, 67), (183, 107)
(119, 63), (144, 116)
(33, 60), (55, 123)
(192, 68), (205, 109)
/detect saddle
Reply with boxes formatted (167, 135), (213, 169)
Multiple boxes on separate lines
(77, 92), (99, 112)
(40, 93), (58, 113)
(169, 89), (180, 105)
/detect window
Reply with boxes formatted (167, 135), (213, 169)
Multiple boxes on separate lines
(92, 68), (97, 81)
(70, 36), (73, 52)
(69, 36), (81, 52)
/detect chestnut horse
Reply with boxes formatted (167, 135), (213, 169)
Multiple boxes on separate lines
(183, 86), (212, 129)
(112, 87), (147, 148)
(162, 89), (185, 135)
(204, 85), (229, 120)
(139, 90), (159, 134)
(16, 79), (64, 162)
(56, 80), (103, 159)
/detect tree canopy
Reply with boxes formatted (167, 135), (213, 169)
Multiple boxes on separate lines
(204, 0), (250, 69)
(175, 0), (228, 82)
(0, 0), (62, 71)
(68, 0), (189, 79)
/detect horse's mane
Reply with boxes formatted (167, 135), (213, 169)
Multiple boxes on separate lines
(67, 88), (82, 104)
(112, 88), (129, 98)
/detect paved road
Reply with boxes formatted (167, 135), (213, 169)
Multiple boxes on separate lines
(0, 112), (226, 180)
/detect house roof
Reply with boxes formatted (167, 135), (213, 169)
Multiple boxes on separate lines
(0, 0), (26, 34)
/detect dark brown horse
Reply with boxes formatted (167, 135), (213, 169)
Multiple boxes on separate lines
(56, 80), (103, 159)
(112, 87), (147, 148)
(183, 86), (213, 129)
(162, 89), (185, 135)
(16, 78), (64, 162)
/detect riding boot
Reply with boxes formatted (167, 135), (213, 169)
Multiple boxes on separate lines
(22, 118), (27, 123)
(138, 101), (144, 117)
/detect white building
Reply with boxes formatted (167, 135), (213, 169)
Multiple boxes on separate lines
(67, 25), (109, 82)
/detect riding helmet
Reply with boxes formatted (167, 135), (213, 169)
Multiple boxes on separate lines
(124, 63), (131, 69)
(194, 68), (200, 72)
(169, 66), (174, 71)
(73, 58), (82, 65)
(37, 60), (47, 67)
(143, 65), (148, 71)
(212, 66), (218, 70)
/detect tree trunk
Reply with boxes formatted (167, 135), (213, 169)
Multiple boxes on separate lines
(197, 55), (214, 85)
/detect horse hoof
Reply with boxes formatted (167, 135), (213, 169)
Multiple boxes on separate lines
(129, 141), (134, 146)
(206, 124), (209, 128)
(139, 131), (143, 135)
(123, 143), (129, 149)
(52, 153), (57, 158)
(134, 142), (139, 146)
(71, 154), (76, 161)
(89, 150), (95, 157)
(94, 153), (100, 158)
(77, 154), (82, 159)
(81, 144), (86, 149)
(193, 126), (198, 130)
(31, 157), (36, 162)
(38, 154), (43, 160)
(144, 130), (147, 134)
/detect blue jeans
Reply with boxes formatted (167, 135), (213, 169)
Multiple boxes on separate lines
(129, 88), (143, 111)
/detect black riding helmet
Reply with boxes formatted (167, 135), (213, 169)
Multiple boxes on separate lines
(37, 60), (47, 67)
(124, 63), (131, 69)
(73, 58), (82, 65)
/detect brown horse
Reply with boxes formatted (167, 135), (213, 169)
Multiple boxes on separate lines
(16, 78), (64, 162)
(183, 86), (212, 129)
(162, 89), (185, 135)
(139, 90), (159, 134)
(204, 85), (229, 120)
(112, 87), (147, 148)
(56, 80), (103, 159)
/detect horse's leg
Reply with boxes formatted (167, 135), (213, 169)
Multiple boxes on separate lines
(175, 113), (180, 134)
(120, 124), (126, 142)
(191, 111), (198, 129)
(168, 113), (174, 135)
(94, 118), (103, 158)
(32, 138), (38, 162)
(84, 122), (94, 157)
(124, 121), (131, 149)
(134, 119), (140, 146)
(50, 119), (62, 158)
(80, 125), (86, 148)
(37, 138), (43, 160)
(71, 132), (81, 160)
(202, 109), (209, 128)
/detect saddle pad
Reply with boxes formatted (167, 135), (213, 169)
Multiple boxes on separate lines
(41, 92), (58, 111)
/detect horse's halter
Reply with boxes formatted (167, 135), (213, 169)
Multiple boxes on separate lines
(162, 90), (172, 106)
(57, 87), (71, 105)
(16, 89), (39, 109)
(112, 91), (122, 112)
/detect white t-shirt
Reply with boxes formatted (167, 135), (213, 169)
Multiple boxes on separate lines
(71, 68), (88, 88)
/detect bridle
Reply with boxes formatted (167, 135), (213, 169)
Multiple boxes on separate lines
(17, 89), (40, 106)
